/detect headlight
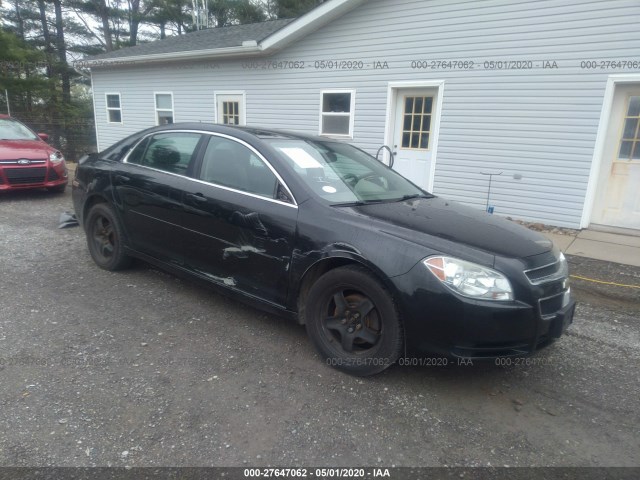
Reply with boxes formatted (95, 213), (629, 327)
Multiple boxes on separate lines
(558, 251), (568, 269)
(424, 256), (514, 301)
(49, 151), (64, 164)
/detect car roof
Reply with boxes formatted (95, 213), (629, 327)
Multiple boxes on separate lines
(150, 122), (347, 144)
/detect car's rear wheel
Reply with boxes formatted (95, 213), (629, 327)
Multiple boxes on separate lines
(85, 203), (132, 271)
(305, 265), (402, 376)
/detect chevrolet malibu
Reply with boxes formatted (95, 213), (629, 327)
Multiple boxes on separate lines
(0, 115), (68, 192)
(72, 123), (575, 375)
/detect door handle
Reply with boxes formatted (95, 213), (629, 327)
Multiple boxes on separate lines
(115, 174), (130, 183)
(186, 193), (207, 203)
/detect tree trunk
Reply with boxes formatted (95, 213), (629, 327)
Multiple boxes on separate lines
(53, 0), (76, 161)
(97, 0), (114, 51)
(13, 0), (24, 41)
(129, 0), (141, 46)
(53, 0), (70, 106)
(36, 0), (60, 148)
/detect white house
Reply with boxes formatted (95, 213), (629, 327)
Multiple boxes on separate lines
(79, 0), (640, 232)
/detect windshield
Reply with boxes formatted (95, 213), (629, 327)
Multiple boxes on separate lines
(0, 118), (38, 141)
(266, 139), (428, 205)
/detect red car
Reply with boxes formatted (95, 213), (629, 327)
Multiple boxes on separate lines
(0, 114), (68, 193)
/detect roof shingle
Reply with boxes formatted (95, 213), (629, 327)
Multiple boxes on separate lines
(87, 18), (295, 61)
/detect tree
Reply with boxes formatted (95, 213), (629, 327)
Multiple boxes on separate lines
(274, 0), (324, 18)
(0, 28), (49, 114)
(147, 0), (193, 37)
(1, 0), (94, 157)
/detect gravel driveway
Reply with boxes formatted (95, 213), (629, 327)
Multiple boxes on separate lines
(0, 187), (638, 469)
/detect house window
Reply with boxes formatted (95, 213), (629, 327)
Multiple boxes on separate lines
(618, 96), (640, 160)
(155, 93), (174, 125)
(106, 93), (122, 123)
(401, 96), (433, 150)
(320, 90), (355, 137)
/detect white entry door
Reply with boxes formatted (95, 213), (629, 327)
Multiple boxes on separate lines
(215, 93), (245, 126)
(592, 85), (640, 230)
(391, 89), (438, 190)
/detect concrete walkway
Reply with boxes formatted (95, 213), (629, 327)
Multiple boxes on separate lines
(544, 229), (640, 268)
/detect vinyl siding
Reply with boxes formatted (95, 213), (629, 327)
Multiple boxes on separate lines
(91, 0), (640, 228)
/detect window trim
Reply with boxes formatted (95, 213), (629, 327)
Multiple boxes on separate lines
(319, 89), (356, 139)
(214, 91), (246, 126)
(105, 92), (123, 124)
(154, 91), (175, 125)
(122, 129), (297, 208)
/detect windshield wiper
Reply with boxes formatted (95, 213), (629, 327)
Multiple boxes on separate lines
(331, 193), (433, 207)
(330, 199), (388, 207)
(394, 193), (434, 201)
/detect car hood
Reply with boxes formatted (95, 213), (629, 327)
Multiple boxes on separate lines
(0, 140), (51, 160)
(352, 196), (553, 259)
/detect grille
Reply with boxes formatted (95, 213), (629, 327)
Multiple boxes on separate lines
(539, 292), (566, 319)
(0, 160), (46, 165)
(524, 262), (561, 285)
(5, 167), (47, 185)
(525, 262), (561, 283)
(48, 168), (59, 181)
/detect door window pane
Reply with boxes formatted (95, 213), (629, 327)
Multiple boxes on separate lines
(222, 101), (240, 125)
(140, 132), (201, 174)
(200, 136), (277, 198)
(618, 96), (640, 160)
(127, 138), (149, 165)
(628, 96), (640, 117)
(401, 95), (433, 150)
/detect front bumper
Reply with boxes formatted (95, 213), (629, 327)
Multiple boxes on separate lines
(393, 261), (575, 359)
(0, 163), (68, 191)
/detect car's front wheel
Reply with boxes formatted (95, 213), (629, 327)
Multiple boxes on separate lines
(85, 203), (132, 271)
(305, 265), (403, 376)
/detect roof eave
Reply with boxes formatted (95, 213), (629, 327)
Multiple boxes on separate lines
(261, 0), (367, 54)
(76, 43), (262, 68)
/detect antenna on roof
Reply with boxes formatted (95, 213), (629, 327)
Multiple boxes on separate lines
(192, 0), (209, 30)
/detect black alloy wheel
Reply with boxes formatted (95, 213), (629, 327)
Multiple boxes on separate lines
(85, 203), (132, 271)
(305, 265), (402, 376)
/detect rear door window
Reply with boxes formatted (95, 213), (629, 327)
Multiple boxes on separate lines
(127, 132), (202, 176)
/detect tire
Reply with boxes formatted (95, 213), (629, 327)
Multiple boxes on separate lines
(47, 184), (66, 193)
(305, 265), (403, 376)
(85, 203), (132, 271)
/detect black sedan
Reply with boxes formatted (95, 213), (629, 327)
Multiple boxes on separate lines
(72, 123), (575, 375)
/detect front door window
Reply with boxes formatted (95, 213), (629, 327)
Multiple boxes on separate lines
(216, 93), (245, 126)
(401, 96), (433, 150)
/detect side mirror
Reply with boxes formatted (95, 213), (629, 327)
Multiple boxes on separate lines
(38, 133), (49, 142)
